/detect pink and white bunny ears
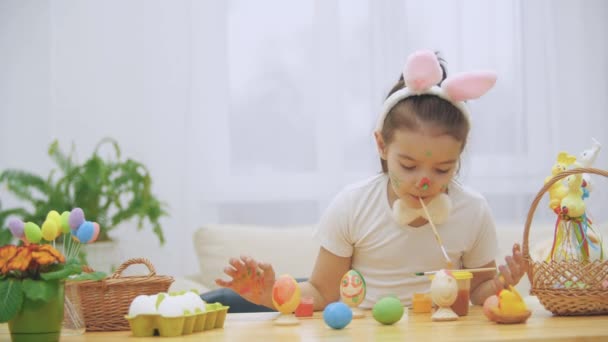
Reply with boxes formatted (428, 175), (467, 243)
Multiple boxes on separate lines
(375, 50), (497, 132)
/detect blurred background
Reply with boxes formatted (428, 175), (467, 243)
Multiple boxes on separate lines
(1, 0), (607, 277)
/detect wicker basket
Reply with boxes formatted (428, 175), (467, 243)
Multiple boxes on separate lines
(66, 258), (174, 331)
(523, 167), (608, 316)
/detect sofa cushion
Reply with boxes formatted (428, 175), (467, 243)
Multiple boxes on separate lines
(193, 224), (319, 290)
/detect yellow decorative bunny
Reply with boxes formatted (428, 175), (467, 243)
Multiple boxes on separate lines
(560, 172), (585, 218)
(545, 152), (577, 212)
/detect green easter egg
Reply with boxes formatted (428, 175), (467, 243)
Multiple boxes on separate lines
(372, 296), (404, 325)
(60, 211), (71, 234)
(41, 219), (59, 241)
(24, 222), (42, 243)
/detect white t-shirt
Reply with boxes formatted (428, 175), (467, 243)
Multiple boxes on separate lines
(314, 173), (498, 309)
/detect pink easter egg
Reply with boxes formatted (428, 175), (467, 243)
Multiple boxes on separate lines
(89, 222), (100, 243)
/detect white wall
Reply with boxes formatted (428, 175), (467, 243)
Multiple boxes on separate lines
(1, 0), (607, 277)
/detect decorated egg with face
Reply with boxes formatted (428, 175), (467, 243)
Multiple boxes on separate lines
(340, 269), (366, 307)
(430, 269), (458, 307)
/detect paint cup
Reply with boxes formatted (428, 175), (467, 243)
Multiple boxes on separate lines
(412, 293), (432, 313)
(450, 271), (473, 316)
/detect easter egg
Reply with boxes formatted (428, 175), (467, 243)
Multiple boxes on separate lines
(23, 222), (42, 243)
(76, 221), (95, 243)
(372, 296), (404, 325)
(323, 302), (352, 329)
(69, 208), (85, 229)
(157, 295), (183, 317)
(41, 219), (59, 241)
(129, 295), (157, 317)
(8, 218), (25, 238)
(183, 291), (206, 313)
(272, 274), (301, 314)
(430, 269), (458, 307)
(340, 269), (366, 307)
(88, 222), (100, 243)
(46, 210), (62, 227)
(483, 295), (499, 321)
(172, 293), (195, 315)
(60, 211), (71, 234)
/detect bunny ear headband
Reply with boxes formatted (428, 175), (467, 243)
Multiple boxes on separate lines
(375, 50), (497, 133)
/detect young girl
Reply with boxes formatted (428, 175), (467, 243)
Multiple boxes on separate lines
(214, 50), (527, 311)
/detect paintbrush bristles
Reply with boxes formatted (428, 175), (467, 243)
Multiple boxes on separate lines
(418, 197), (453, 267)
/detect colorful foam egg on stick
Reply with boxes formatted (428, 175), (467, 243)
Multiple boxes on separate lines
(41, 219), (59, 242)
(8, 218), (25, 239)
(23, 222), (42, 243)
(90, 223), (101, 243)
(272, 274), (301, 325)
(69, 208), (85, 231)
(44, 211), (62, 238)
(76, 221), (95, 243)
(60, 211), (71, 234)
(340, 269), (366, 318)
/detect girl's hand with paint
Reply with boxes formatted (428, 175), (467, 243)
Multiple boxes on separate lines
(493, 243), (528, 289)
(215, 255), (276, 308)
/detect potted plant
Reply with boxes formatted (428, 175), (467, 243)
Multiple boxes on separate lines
(0, 138), (168, 268)
(0, 241), (83, 342)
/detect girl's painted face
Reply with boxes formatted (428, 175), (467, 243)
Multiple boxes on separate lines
(378, 128), (462, 208)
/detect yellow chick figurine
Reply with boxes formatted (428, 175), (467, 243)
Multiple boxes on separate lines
(546, 152), (576, 212)
(559, 171), (585, 218)
(489, 285), (531, 324)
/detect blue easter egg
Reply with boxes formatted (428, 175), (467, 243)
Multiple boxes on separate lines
(323, 302), (352, 330)
(76, 221), (95, 243)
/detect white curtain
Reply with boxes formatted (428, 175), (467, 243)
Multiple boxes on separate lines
(1, 0), (607, 276)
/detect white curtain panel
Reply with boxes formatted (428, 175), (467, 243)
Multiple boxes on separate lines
(1, 0), (607, 276)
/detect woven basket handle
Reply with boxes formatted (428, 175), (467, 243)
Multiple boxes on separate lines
(522, 167), (608, 262)
(110, 257), (157, 279)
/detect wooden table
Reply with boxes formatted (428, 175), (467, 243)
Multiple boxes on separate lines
(2, 297), (607, 341)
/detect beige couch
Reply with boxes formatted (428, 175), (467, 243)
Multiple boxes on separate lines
(184, 221), (607, 296)
(189, 224), (319, 293)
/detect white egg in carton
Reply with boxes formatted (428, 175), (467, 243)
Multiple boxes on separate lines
(125, 290), (229, 337)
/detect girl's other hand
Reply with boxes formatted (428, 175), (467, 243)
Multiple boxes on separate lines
(494, 243), (528, 289)
(215, 255), (276, 307)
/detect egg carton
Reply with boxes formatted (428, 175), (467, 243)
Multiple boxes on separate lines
(125, 303), (229, 337)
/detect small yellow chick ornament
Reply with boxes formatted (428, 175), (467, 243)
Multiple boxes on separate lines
(483, 285), (531, 324)
(545, 152), (576, 212)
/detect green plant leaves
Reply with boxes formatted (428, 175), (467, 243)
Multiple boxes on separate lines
(0, 138), (168, 251)
(41, 262), (82, 281)
(48, 140), (74, 174)
(0, 279), (24, 323)
(21, 279), (61, 302)
(0, 170), (51, 204)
